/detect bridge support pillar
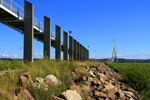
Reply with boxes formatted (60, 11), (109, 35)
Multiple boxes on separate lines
(76, 42), (79, 61)
(69, 36), (74, 61)
(84, 48), (87, 60)
(84, 47), (86, 61)
(87, 50), (89, 60)
(78, 43), (81, 61)
(85, 49), (88, 60)
(86, 49), (88, 60)
(55, 25), (61, 60)
(24, 1), (34, 63)
(82, 46), (84, 61)
(63, 32), (68, 60)
(84, 48), (86, 61)
(78, 43), (80, 61)
(74, 39), (77, 61)
(44, 16), (51, 59)
(81, 46), (84, 61)
(80, 44), (82, 61)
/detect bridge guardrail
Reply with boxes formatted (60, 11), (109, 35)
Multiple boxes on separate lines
(0, 0), (44, 32)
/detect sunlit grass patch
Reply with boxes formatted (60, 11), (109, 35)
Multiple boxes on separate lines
(107, 62), (150, 100)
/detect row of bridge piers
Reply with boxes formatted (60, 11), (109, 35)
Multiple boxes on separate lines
(24, 1), (89, 62)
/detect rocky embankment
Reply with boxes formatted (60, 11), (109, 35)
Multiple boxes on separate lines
(0, 63), (141, 100)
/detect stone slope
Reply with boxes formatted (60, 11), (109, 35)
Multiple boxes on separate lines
(66, 63), (141, 100)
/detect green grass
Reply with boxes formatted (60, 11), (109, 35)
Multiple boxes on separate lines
(0, 60), (100, 99)
(0, 60), (26, 71)
(107, 62), (150, 100)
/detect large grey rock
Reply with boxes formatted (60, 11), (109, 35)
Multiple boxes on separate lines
(124, 91), (134, 98)
(45, 74), (61, 86)
(104, 83), (115, 91)
(81, 85), (91, 96)
(61, 90), (82, 100)
(34, 77), (48, 90)
(0, 88), (4, 97)
(89, 71), (96, 78)
(117, 89), (125, 99)
(19, 71), (33, 87)
(94, 90), (107, 98)
(68, 80), (80, 93)
(14, 89), (34, 100)
(52, 95), (65, 100)
(98, 73), (109, 83)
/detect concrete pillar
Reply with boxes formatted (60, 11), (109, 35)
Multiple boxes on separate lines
(44, 16), (51, 59)
(84, 47), (86, 61)
(82, 45), (84, 61)
(63, 31), (68, 60)
(75, 40), (78, 61)
(82, 46), (84, 61)
(81, 45), (84, 61)
(73, 39), (77, 60)
(87, 50), (89, 60)
(24, 0), (34, 63)
(84, 48), (86, 60)
(85, 48), (87, 60)
(84, 48), (87, 60)
(69, 36), (74, 61)
(83, 47), (85, 61)
(55, 25), (61, 60)
(0, 0), (1, 4)
(80, 44), (83, 61)
(76, 42), (78, 60)
(79, 44), (82, 61)
(79, 44), (81, 61)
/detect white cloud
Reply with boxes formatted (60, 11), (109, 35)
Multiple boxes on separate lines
(0, 51), (43, 59)
(0, 52), (19, 58)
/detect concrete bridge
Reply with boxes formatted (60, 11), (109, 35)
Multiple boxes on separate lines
(0, 0), (89, 62)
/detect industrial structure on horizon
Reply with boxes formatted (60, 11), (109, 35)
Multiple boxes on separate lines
(111, 40), (118, 62)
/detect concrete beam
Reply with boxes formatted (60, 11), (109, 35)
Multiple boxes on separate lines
(24, 0), (34, 62)
(44, 16), (51, 59)
(69, 36), (74, 61)
(55, 25), (61, 60)
(63, 31), (68, 60)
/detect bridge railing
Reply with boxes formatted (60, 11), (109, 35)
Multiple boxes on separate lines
(0, 0), (44, 32)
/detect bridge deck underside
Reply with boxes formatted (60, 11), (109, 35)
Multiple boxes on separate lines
(0, 7), (64, 50)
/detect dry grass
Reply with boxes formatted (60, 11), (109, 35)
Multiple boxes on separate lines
(0, 59), (100, 99)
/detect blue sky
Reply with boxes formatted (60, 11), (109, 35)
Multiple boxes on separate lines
(0, 0), (150, 59)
